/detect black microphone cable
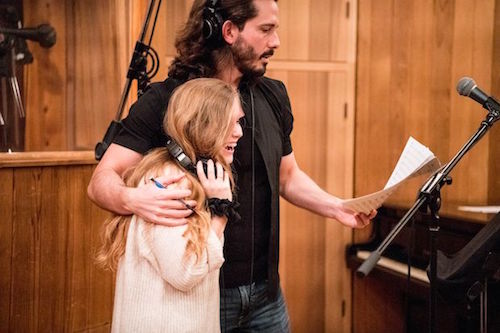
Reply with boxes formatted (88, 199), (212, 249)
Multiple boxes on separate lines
(248, 87), (256, 319)
(221, 263), (226, 332)
(405, 219), (416, 333)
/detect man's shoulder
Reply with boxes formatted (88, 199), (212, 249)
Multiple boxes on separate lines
(258, 76), (286, 90)
(146, 78), (183, 101)
(255, 76), (289, 103)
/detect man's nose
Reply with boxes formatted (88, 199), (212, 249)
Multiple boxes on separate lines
(269, 31), (280, 49)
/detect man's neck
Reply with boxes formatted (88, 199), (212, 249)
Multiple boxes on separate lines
(216, 66), (243, 89)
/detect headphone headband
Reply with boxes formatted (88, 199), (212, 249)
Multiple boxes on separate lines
(165, 136), (196, 174)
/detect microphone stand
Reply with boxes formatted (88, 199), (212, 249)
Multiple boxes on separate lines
(94, 0), (161, 160)
(356, 103), (499, 333)
(0, 31), (27, 151)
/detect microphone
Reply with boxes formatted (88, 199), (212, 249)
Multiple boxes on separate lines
(0, 24), (56, 48)
(456, 77), (500, 111)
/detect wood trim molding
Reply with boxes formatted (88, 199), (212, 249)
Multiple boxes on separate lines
(0, 151), (97, 168)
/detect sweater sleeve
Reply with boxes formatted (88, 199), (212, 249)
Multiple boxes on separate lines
(148, 224), (225, 292)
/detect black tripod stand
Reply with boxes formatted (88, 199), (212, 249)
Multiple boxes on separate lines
(0, 4), (56, 152)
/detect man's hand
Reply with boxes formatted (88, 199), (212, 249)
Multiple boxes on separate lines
(87, 144), (197, 226)
(331, 202), (377, 229)
(126, 173), (197, 226)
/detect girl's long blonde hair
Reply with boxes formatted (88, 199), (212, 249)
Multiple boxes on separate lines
(96, 78), (238, 270)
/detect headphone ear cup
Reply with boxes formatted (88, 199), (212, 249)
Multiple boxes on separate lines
(202, 6), (223, 42)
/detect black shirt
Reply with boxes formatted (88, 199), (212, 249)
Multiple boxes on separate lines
(223, 93), (271, 287)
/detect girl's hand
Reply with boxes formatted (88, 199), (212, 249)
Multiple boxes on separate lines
(196, 159), (232, 201)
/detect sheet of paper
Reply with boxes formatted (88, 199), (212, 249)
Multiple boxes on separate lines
(341, 137), (441, 214)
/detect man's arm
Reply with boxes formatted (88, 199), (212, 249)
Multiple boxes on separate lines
(279, 152), (375, 228)
(87, 143), (195, 225)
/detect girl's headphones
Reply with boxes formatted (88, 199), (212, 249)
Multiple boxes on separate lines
(165, 136), (215, 178)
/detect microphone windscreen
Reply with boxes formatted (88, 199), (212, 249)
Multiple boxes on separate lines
(456, 77), (476, 96)
(37, 24), (56, 48)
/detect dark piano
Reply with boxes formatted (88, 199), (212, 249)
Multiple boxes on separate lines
(346, 205), (500, 333)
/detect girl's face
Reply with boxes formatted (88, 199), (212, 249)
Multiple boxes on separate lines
(220, 96), (244, 164)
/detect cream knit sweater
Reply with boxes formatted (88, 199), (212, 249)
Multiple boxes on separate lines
(110, 214), (224, 333)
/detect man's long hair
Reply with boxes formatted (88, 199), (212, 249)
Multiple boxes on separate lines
(168, 0), (258, 81)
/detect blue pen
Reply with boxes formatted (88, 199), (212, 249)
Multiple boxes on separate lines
(150, 177), (196, 213)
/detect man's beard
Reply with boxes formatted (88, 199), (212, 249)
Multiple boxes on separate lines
(231, 36), (273, 79)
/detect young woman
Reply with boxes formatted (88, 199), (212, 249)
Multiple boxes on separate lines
(96, 78), (244, 333)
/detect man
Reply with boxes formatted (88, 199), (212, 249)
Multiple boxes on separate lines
(88, 0), (376, 331)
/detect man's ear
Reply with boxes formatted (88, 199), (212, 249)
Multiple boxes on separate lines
(221, 20), (239, 45)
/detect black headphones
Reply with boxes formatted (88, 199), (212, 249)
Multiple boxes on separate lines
(166, 136), (196, 173)
(203, 0), (224, 43)
(166, 135), (215, 178)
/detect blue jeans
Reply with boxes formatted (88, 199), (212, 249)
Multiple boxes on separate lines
(220, 281), (290, 332)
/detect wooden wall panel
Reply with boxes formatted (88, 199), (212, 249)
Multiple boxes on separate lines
(10, 167), (40, 332)
(355, 0), (499, 220)
(0, 169), (13, 332)
(71, 1), (131, 150)
(0, 162), (113, 332)
(276, 0), (353, 61)
(23, 0), (69, 151)
(37, 167), (71, 332)
(161, 1), (185, 58)
(324, 70), (355, 333)
(23, 0), (130, 151)
(68, 166), (114, 333)
(269, 70), (329, 332)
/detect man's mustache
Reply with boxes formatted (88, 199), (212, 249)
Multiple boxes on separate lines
(261, 50), (274, 58)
